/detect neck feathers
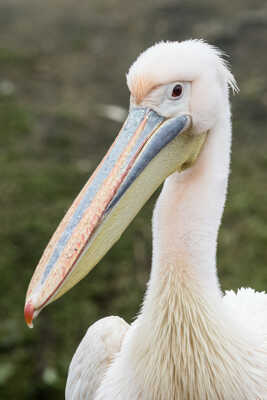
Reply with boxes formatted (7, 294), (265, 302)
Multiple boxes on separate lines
(148, 114), (232, 298)
(132, 277), (265, 400)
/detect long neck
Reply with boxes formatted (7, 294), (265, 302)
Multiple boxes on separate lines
(142, 111), (232, 312)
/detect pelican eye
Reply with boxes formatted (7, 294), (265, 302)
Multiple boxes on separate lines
(171, 84), (183, 98)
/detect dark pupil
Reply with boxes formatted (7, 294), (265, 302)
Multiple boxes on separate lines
(172, 84), (182, 97)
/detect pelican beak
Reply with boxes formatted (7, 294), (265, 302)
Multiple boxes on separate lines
(24, 107), (207, 327)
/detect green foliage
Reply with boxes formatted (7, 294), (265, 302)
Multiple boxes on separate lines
(0, 0), (267, 398)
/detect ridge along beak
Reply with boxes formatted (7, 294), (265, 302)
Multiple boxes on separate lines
(24, 107), (207, 327)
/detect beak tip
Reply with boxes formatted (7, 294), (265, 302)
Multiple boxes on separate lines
(24, 300), (35, 329)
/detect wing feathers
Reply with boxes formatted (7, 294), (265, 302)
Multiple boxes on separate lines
(66, 316), (129, 400)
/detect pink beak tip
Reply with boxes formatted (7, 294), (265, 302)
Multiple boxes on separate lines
(24, 300), (35, 329)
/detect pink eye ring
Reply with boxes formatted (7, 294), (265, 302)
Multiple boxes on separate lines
(172, 84), (183, 98)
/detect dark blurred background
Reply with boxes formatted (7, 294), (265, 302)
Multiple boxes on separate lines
(1, 0), (267, 398)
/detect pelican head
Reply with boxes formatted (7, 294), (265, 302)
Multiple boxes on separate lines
(24, 40), (237, 327)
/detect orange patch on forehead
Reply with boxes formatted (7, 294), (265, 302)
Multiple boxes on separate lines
(129, 74), (157, 104)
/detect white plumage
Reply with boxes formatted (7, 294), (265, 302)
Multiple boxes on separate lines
(63, 40), (267, 399)
(66, 317), (129, 399)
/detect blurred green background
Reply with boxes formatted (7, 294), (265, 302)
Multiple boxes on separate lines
(1, 0), (267, 398)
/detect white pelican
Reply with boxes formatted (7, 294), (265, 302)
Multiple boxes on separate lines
(24, 40), (267, 399)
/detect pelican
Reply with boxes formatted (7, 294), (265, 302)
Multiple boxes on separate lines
(24, 40), (267, 399)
